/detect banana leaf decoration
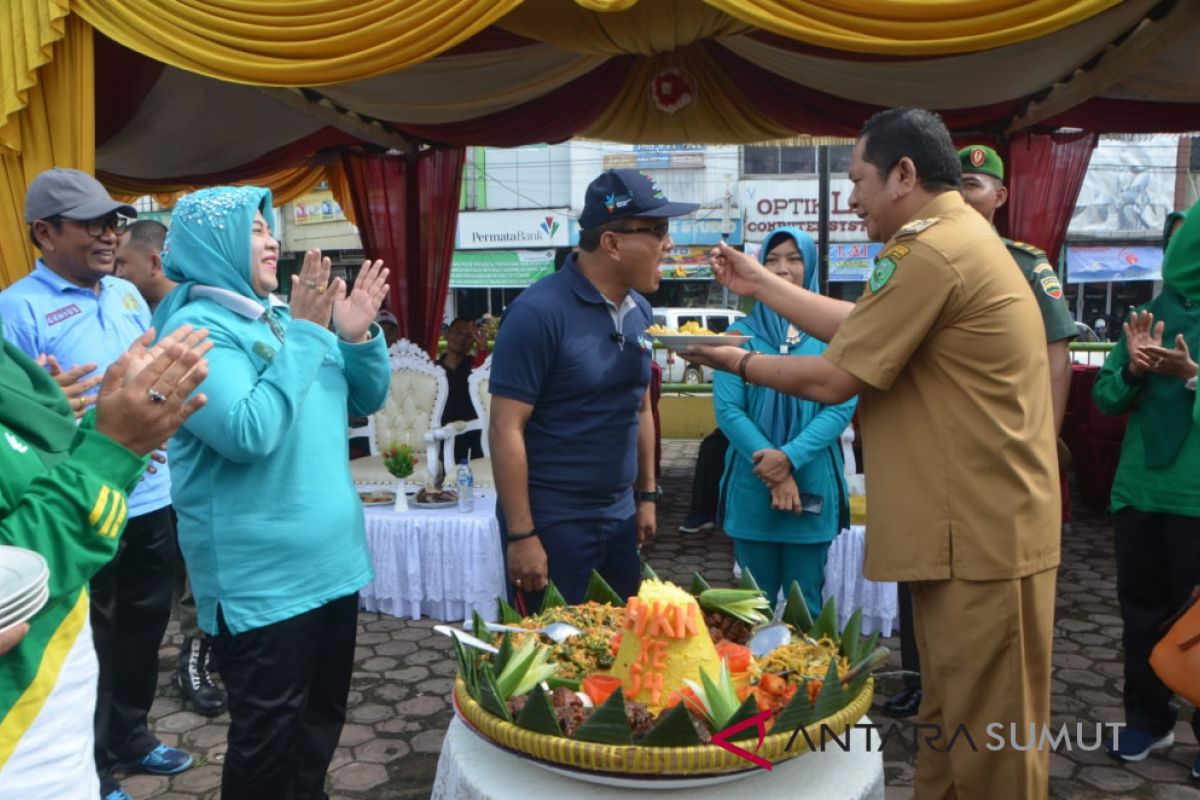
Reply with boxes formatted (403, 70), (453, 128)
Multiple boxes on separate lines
(782, 580), (814, 634)
(572, 687), (633, 745)
(472, 609), (490, 643)
(689, 571), (712, 596)
(496, 597), (522, 624)
(724, 695), (767, 743)
(478, 664), (513, 722)
(451, 635), (480, 703)
(737, 565), (762, 593)
(641, 561), (660, 581)
(839, 608), (863, 662)
(493, 632), (515, 675)
(585, 571), (626, 607)
(539, 581), (568, 613)
(514, 684), (563, 737)
(809, 595), (839, 643)
(637, 703), (703, 747)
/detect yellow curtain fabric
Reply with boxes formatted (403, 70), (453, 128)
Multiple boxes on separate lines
(498, 0), (749, 57)
(703, 0), (1125, 55)
(102, 163), (333, 214)
(580, 44), (792, 144)
(0, 13), (93, 290)
(70, 0), (522, 87)
(1, 0), (71, 155)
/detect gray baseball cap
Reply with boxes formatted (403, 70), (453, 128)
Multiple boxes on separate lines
(24, 168), (137, 223)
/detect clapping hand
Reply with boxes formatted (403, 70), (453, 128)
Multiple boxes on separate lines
(333, 258), (389, 343)
(95, 325), (212, 456)
(290, 248), (342, 329)
(1143, 333), (1197, 381)
(1123, 311), (1164, 376)
(37, 354), (101, 418)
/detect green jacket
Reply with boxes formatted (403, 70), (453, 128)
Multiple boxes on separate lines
(0, 337), (146, 771)
(1092, 332), (1200, 516)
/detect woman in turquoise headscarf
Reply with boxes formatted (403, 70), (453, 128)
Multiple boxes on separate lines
(714, 227), (857, 614)
(1092, 203), (1200, 772)
(152, 186), (391, 798)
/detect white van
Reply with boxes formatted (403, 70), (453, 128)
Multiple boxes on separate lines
(651, 307), (746, 384)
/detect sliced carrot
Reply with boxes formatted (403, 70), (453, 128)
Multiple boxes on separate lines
(582, 674), (623, 706)
(715, 641), (753, 673)
(609, 631), (623, 656)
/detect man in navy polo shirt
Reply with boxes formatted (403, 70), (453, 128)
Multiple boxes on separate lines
(0, 169), (192, 800)
(489, 169), (698, 605)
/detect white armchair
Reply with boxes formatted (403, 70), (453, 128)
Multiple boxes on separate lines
(425, 354), (494, 488)
(350, 339), (447, 488)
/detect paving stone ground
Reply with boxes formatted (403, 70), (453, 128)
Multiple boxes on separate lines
(131, 439), (1199, 799)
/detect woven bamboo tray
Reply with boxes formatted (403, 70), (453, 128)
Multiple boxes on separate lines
(452, 676), (874, 778)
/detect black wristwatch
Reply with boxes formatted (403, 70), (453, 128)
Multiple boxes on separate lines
(635, 487), (662, 504)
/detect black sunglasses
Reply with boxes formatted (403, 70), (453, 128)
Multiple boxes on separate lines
(611, 222), (670, 240)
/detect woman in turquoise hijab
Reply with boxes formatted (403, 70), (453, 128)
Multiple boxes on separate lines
(714, 227), (857, 614)
(153, 186), (391, 798)
(1093, 203), (1200, 772)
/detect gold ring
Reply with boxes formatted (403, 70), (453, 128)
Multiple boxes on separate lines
(313, 286), (326, 294)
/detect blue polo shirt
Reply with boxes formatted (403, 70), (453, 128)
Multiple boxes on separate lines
(0, 261), (170, 516)
(490, 254), (652, 526)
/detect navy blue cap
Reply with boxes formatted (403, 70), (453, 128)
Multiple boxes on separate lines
(578, 169), (699, 230)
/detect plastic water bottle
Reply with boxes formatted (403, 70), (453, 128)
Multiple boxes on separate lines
(456, 459), (474, 513)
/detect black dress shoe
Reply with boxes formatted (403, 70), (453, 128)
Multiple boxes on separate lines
(177, 636), (227, 717)
(881, 686), (922, 718)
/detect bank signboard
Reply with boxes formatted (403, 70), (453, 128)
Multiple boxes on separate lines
(456, 209), (571, 249)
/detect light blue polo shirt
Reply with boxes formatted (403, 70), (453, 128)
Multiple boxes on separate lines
(0, 260), (171, 516)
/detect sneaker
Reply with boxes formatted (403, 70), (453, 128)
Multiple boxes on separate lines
(177, 636), (227, 717)
(678, 513), (714, 534)
(1105, 727), (1174, 762)
(121, 743), (193, 775)
(103, 789), (133, 800)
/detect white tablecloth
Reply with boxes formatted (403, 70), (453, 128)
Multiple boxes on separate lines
(823, 525), (898, 637)
(358, 490), (505, 623)
(432, 716), (884, 799)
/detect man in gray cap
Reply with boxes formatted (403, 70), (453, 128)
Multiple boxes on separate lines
(0, 168), (193, 800)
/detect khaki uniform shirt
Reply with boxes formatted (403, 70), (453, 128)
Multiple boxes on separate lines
(824, 192), (1061, 582)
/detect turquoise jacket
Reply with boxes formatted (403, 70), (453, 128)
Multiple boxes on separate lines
(154, 187), (390, 634)
(715, 227), (856, 545)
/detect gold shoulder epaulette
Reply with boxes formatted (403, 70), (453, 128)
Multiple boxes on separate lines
(894, 217), (939, 238)
(1005, 239), (1047, 258)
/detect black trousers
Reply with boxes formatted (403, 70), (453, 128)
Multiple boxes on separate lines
(214, 593), (359, 800)
(689, 429), (728, 520)
(896, 581), (922, 690)
(91, 505), (178, 790)
(1114, 508), (1200, 738)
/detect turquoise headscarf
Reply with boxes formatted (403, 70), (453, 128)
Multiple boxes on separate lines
(151, 186), (276, 333)
(740, 227), (821, 350)
(728, 226), (825, 448)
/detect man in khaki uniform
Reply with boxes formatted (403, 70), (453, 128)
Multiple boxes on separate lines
(690, 108), (1061, 799)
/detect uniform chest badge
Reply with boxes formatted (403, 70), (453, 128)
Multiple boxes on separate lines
(895, 218), (939, 238)
(252, 341), (277, 363)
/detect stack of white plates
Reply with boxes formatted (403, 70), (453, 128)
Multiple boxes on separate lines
(0, 546), (50, 635)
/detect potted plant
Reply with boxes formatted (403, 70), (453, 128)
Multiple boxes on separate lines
(383, 442), (417, 512)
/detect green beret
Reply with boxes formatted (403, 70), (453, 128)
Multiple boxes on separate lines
(958, 145), (1004, 181)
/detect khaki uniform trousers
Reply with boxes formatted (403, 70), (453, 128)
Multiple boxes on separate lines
(910, 567), (1057, 800)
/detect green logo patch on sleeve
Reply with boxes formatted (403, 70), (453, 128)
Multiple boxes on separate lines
(869, 257), (897, 292)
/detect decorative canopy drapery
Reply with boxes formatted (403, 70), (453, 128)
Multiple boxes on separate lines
(3, 0), (1200, 309)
